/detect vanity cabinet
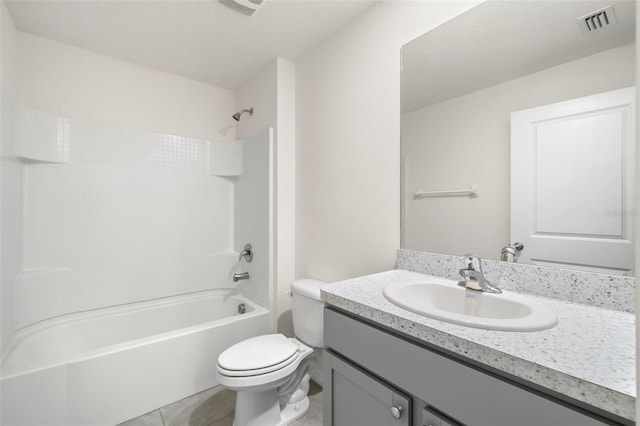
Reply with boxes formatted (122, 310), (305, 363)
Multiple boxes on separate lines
(328, 354), (411, 425)
(323, 307), (624, 426)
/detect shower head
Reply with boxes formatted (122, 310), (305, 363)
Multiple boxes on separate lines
(233, 108), (254, 121)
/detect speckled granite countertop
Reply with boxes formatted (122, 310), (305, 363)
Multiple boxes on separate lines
(321, 269), (636, 422)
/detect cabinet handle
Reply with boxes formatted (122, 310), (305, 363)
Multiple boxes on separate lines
(391, 405), (404, 419)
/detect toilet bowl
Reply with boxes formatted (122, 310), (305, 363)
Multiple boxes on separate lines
(216, 278), (326, 426)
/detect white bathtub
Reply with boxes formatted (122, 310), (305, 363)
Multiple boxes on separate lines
(0, 289), (270, 426)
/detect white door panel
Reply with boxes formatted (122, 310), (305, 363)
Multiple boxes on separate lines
(511, 87), (635, 275)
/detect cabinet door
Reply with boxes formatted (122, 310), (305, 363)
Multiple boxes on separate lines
(325, 351), (411, 426)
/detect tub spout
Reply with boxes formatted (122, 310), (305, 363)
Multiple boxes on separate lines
(233, 272), (250, 282)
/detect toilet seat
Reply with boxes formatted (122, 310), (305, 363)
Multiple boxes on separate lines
(217, 351), (299, 377)
(217, 334), (299, 376)
(216, 335), (314, 391)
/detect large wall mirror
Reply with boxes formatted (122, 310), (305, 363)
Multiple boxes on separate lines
(401, 0), (636, 276)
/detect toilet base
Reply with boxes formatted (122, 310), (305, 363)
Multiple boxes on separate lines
(280, 396), (310, 425)
(232, 390), (310, 426)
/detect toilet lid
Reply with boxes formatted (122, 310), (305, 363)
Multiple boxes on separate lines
(217, 334), (299, 374)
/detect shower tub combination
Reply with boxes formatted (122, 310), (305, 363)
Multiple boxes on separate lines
(0, 289), (270, 426)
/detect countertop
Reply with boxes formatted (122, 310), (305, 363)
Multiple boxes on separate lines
(320, 269), (636, 422)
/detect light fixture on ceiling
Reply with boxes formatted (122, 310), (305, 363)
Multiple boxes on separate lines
(219, 0), (265, 16)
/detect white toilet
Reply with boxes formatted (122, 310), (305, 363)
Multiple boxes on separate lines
(216, 278), (325, 426)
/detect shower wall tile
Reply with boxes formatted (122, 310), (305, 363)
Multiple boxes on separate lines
(208, 140), (243, 176)
(233, 129), (273, 309)
(1, 88), (23, 350)
(12, 105), (241, 330)
(15, 105), (69, 163)
(13, 269), (76, 330)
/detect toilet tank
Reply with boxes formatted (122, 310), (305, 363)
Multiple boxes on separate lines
(291, 278), (326, 348)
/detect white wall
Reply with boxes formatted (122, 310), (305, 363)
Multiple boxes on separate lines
(402, 43), (635, 260)
(15, 32), (236, 142)
(0, 1), (17, 92)
(236, 58), (296, 335)
(274, 59), (296, 336)
(295, 0), (480, 282)
(236, 61), (277, 140)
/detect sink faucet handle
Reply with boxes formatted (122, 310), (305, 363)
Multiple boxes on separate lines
(460, 254), (483, 272)
(459, 254), (501, 294)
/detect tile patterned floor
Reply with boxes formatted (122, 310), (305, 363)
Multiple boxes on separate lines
(118, 381), (322, 426)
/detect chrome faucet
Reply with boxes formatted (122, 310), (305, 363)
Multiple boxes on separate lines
(238, 243), (253, 263)
(458, 255), (501, 294)
(233, 272), (250, 282)
(500, 242), (524, 263)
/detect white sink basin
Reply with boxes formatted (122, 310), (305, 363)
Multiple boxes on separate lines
(383, 280), (558, 332)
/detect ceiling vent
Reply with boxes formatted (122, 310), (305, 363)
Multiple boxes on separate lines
(577, 5), (617, 33)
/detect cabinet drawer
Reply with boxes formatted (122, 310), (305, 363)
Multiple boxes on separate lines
(325, 308), (618, 426)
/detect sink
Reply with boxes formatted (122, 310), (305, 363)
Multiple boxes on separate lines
(383, 280), (558, 332)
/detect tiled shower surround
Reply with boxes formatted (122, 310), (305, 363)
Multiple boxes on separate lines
(0, 92), (255, 348)
(1, 89), (23, 350)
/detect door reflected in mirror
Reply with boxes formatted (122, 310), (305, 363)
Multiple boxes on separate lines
(400, 0), (636, 275)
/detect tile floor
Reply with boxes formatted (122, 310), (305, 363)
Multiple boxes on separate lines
(118, 381), (323, 426)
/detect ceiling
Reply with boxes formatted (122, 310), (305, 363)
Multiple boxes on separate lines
(402, 0), (636, 113)
(5, 0), (378, 90)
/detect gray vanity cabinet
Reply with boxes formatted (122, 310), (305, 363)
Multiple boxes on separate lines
(323, 307), (624, 426)
(326, 354), (411, 426)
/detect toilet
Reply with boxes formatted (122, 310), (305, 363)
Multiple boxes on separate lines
(216, 278), (325, 426)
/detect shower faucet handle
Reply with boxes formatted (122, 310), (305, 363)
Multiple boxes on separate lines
(238, 243), (253, 263)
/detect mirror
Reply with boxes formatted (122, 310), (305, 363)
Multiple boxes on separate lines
(401, 0), (636, 275)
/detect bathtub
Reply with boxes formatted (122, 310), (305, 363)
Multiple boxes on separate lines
(0, 289), (270, 426)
